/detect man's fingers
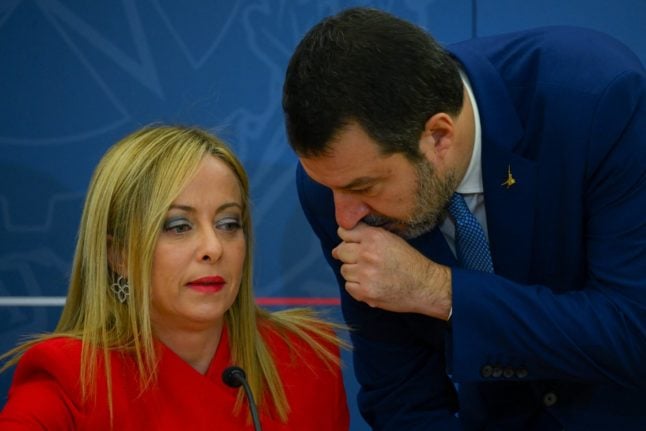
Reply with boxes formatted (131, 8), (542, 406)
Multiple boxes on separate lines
(339, 262), (357, 281)
(332, 242), (361, 263)
(337, 222), (371, 242)
(344, 280), (377, 308)
(344, 280), (362, 299)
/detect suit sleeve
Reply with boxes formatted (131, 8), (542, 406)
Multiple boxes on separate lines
(296, 166), (460, 430)
(451, 62), (646, 387)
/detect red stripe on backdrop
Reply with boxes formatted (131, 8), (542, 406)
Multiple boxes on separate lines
(256, 297), (341, 306)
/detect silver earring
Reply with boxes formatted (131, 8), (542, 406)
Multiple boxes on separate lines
(110, 275), (130, 303)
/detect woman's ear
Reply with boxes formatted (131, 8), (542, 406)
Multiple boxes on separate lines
(107, 235), (127, 277)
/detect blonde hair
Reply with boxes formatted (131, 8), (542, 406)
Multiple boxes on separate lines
(1, 125), (345, 423)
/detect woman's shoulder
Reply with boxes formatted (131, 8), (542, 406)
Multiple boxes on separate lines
(0, 337), (87, 427)
(17, 336), (84, 377)
(11, 337), (90, 402)
(258, 314), (350, 429)
(259, 312), (343, 369)
(17, 337), (136, 387)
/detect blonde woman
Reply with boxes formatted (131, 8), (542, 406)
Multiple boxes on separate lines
(0, 125), (349, 430)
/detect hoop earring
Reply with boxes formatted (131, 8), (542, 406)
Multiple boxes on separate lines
(110, 275), (130, 304)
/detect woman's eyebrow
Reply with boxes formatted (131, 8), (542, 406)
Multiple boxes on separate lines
(168, 202), (242, 212)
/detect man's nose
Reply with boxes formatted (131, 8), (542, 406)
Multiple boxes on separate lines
(333, 191), (371, 229)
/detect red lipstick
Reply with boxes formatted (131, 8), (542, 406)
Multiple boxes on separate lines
(186, 276), (225, 293)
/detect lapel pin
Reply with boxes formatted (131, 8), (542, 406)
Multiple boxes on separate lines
(501, 165), (516, 189)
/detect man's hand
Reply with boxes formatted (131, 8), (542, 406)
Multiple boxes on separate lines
(331, 222), (452, 320)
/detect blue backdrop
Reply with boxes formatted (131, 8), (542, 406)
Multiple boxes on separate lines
(1, 1), (644, 429)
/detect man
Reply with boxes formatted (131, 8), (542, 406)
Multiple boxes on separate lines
(282, 6), (646, 431)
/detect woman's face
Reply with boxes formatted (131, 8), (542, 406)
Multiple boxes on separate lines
(150, 155), (246, 336)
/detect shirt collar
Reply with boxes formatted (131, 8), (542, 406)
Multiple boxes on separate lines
(455, 71), (483, 194)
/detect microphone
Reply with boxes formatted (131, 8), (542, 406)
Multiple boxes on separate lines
(222, 366), (263, 431)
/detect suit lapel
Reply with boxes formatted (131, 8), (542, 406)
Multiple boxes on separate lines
(482, 146), (537, 283)
(453, 44), (538, 283)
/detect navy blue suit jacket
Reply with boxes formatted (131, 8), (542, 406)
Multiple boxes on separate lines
(296, 27), (646, 430)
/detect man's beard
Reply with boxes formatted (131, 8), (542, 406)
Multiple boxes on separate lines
(363, 159), (457, 239)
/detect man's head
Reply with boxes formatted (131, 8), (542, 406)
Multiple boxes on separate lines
(284, 7), (472, 238)
(282, 7), (464, 159)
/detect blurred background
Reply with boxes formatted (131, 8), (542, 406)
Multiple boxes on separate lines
(1, 1), (644, 429)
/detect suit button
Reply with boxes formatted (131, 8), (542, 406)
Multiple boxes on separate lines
(516, 368), (528, 378)
(503, 367), (514, 378)
(543, 392), (558, 407)
(492, 366), (503, 378)
(481, 365), (493, 378)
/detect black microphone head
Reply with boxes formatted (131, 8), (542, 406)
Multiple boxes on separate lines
(222, 366), (246, 388)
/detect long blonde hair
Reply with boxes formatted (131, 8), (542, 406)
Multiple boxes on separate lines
(1, 125), (344, 423)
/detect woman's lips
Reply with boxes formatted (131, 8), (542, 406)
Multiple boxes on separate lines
(186, 276), (225, 293)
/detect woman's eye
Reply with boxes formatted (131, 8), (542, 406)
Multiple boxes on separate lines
(216, 217), (241, 232)
(163, 218), (192, 233)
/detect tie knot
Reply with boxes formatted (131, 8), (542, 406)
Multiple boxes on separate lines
(447, 193), (470, 222)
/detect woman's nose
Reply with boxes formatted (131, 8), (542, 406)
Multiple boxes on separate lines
(198, 229), (223, 262)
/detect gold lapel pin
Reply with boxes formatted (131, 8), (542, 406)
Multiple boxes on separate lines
(501, 165), (516, 188)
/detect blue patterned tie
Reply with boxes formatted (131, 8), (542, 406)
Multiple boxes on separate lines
(447, 193), (494, 273)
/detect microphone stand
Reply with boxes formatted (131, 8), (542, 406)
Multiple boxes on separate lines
(222, 366), (263, 431)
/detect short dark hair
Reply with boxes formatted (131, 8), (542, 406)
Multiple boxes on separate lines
(282, 7), (464, 159)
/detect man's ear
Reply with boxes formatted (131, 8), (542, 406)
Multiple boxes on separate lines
(107, 235), (127, 277)
(418, 113), (455, 163)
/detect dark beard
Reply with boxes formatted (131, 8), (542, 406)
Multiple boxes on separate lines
(363, 159), (457, 239)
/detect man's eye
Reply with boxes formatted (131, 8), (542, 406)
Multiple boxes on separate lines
(351, 186), (372, 194)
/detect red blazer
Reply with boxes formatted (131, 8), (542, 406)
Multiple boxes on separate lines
(0, 325), (349, 430)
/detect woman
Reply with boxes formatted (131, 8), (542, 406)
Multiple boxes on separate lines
(0, 125), (349, 430)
